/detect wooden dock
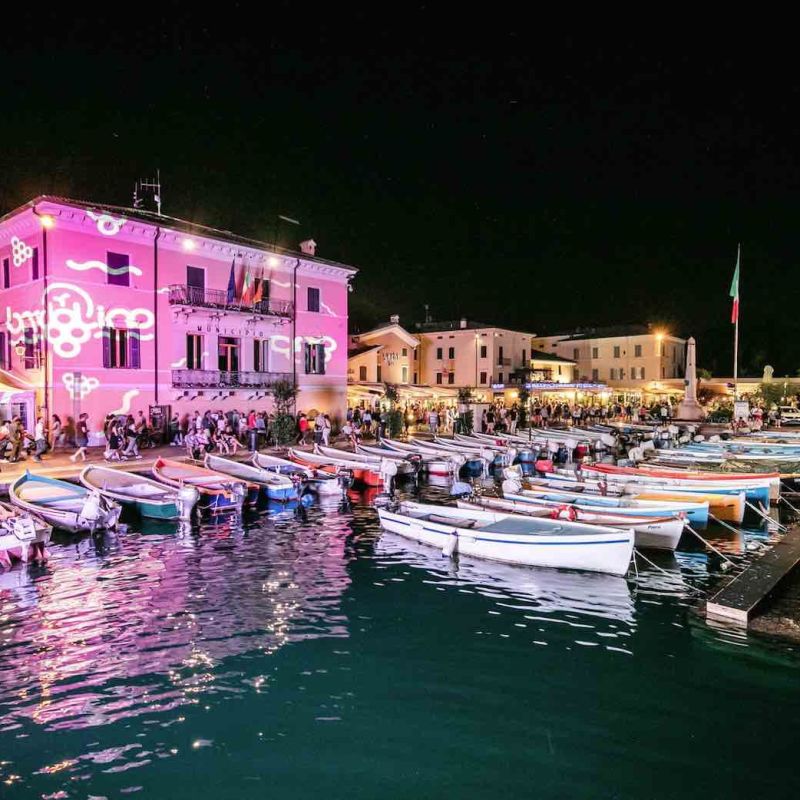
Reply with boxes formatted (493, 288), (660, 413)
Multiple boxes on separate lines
(706, 524), (800, 626)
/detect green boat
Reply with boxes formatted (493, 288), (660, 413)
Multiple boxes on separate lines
(80, 465), (199, 520)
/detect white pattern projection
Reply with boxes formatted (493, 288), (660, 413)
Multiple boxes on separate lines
(271, 335), (337, 364)
(11, 236), (33, 267)
(67, 259), (143, 278)
(62, 373), (100, 400)
(86, 211), (126, 236)
(110, 389), (140, 415)
(3, 281), (155, 360)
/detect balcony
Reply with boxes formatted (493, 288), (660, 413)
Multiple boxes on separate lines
(168, 285), (294, 318)
(172, 369), (292, 389)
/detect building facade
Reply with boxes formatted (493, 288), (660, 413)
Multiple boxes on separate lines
(0, 197), (356, 432)
(531, 325), (687, 399)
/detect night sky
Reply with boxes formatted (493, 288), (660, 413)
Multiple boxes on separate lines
(2, 8), (797, 376)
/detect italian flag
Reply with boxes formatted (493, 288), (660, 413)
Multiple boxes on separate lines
(729, 245), (740, 323)
(241, 265), (254, 304)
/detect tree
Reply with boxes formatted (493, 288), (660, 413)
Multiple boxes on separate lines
(517, 387), (530, 429)
(269, 379), (299, 446)
(697, 368), (712, 380)
(381, 383), (404, 438)
(752, 381), (800, 409)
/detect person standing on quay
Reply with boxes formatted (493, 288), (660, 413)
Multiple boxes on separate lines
(70, 413), (89, 462)
(32, 417), (48, 462)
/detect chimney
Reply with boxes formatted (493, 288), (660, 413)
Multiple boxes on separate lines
(460, 317), (467, 329)
(390, 314), (400, 325)
(299, 238), (317, 255)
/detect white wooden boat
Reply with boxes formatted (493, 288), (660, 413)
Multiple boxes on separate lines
(9, 472), (122, 533)
(315, 444), (414, 476)
(289, 448), (385, 487)
(0, 501), (52, 567)
(377, 500), (634, 576)
(459, 495), (683, 550)
(80, 464), (199, 520)
(251, 452), (341, 495)
(205, 454), (299, 501)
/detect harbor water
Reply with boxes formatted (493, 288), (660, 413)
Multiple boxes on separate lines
(1, 482), (800, 799)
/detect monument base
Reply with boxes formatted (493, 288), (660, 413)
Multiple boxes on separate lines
(676, 400), (705, 421)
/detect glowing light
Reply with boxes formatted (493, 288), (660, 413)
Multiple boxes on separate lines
(182, 239), (196, 251)
(63, 373), (99, 400)
(67, 258), (143, 278)
(39, 214), (55, 229)
(11, 236), (33, 267)
(268, 256), (280, 267)
(110, 389), (141, 415)
(86, 210), (124, 236)
(655, 331), (665, 340)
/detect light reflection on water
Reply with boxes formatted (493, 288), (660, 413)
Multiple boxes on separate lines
(0, 485), (798, 798)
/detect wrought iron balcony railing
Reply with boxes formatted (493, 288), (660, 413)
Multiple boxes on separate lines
(172, 369), (292, 389)
(168, 285), (294, 318)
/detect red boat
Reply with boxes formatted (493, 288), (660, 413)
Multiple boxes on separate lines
(288, 448), (383, 487)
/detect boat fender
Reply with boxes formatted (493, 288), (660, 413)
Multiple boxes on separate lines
(442, 529), (458, 558)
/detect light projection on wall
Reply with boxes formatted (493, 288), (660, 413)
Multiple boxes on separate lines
(62, 373), (100, 400)
(11, 236), (33, 267)
(67, 259), (143, 278)
(86, 211), (126, 236)
(3, 282), (155, 359)
(271, 335), (338, 364)
(110, 389), (140, 415)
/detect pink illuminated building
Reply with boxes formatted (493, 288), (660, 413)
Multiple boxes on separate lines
(0, 197), (356, 433)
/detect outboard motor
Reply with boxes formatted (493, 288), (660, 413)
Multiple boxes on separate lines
(501, 477), (522, 496)
(176, 486), (200, 520)
(450, 481), (474, 498)
(337, 467), (355, 494)
(78, 490), (104, 532)
(407, 453), (423, 483)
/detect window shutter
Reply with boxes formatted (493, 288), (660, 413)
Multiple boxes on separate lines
(32, 248), (39, 280)
(102, 327), (111, 368)
(304, 343), (311, 373)
(316, 343), (326, 375)
(130, 328), (141, 368)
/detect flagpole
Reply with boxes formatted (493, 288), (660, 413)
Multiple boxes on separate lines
(732, 243), (740, 400)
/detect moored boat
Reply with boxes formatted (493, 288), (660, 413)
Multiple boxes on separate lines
(80, 464), (199, 520)
(9, 472), (122, 533)
(205, 454), (299, 501)
(252, 451), (340, 495)
(153, 458), (247, 513)
(289, 448), (385, 487)
(0, 501), (52, 568)
(377, 500), (634, 576)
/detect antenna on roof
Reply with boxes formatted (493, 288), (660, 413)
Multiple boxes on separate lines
(133, 169), (163, 215)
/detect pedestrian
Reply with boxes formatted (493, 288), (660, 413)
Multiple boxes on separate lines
(296, 412), (309, 445)
(428, 407), (439, 434)
(320, 414), (332, 446)
(70, 413), (89, 462)
(32, 417), (47, 462)
(50, 414), (63, 450)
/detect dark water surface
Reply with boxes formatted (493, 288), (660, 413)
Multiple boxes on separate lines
(1, 484), (799, 799)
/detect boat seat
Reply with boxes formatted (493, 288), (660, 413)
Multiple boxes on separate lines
(427, 514), (477, 528)
(20, 491), (83, 504)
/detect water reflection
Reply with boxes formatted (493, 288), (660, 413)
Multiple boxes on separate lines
(0, 509), (352, 733)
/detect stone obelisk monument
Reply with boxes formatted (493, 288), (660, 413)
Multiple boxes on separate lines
(676, 336), (705, 420)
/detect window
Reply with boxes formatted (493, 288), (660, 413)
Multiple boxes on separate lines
(107, 252), (130, 287)
(413, 349), (418, 361)
(619, 368), (625, 380)
(640, 367), (646, 379)
(480, 371), (487, 384)
(0, 331), (5, 369)
(448, 346), (455, 359)
(613, 345), (620, 358)
(413, 372), (417, 383)
(480, 345), (487, 358)
(497, 346), (504, 365)
(402, 348), (408, 357)
(498, 372), (503, 383)
(672, 346), (677, 362)
(662, 366), (665, 378)
(22, 328), (41, 369)
(253, 338), (270, 372)
(592, 347), (599, 359)
(218, 336), (240, 372)
(103, 327), (140, 369)
(557, 365), (562, 376)
(376, 365), (382, 382)
(402, 366), (408, 382)
(448, 372), (454, 384)
(610, 368), (617, 380)
(359, 365), (367, 381)
(186, 334), (203, 370)
(591, 368), (599, 381)
(304, 342), (326, 374)
(634, 344), (642, 357)
(436, 347), (443, 360)
(522, 349), (526, 364)
(31, 248), (39, 280)
(573, 347), (580, 360)
(2, 258), (9, 289)
(307, 287), (320, 312)
(436, 373), (442, 385)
